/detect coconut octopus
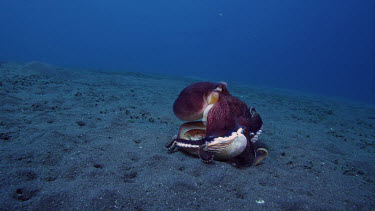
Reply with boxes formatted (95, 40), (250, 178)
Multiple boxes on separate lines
(166, 81), (268, 166)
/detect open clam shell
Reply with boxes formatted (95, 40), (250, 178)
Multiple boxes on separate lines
(174, 121), (248, 161)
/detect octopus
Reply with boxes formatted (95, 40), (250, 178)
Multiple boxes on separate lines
(166, 81), (268, 166)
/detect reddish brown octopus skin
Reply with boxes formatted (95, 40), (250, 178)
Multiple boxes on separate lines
(206, 94), (250, 138)
(173, 81), (229, 121)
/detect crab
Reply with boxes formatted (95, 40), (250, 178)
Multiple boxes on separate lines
(166, 81), (268, 166)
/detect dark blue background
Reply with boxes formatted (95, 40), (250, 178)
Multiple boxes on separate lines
(1, 0), (374, 103)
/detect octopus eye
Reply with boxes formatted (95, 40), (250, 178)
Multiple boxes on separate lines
(249, 107), (257, 116)
(215, 81), (227, 92)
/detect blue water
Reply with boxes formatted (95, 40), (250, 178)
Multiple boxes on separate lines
(1, 0), (374, 103)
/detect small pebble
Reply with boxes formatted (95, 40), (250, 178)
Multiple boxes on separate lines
(76, 121), (86, 126)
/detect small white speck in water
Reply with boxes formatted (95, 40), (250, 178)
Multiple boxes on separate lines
(256, 199), (265, 204)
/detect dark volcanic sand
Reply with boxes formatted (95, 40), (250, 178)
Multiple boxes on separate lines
(1, 61), (374, 210)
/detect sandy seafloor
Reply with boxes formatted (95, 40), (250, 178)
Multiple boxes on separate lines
(0, 61), (374, 210)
